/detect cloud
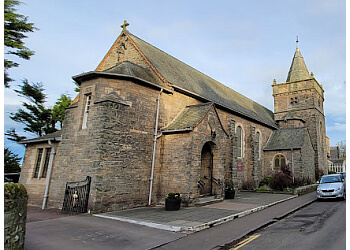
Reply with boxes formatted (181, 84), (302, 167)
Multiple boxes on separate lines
(326, 122), (346, 132)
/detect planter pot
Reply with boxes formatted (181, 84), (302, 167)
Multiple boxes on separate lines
(225, 190), (235, 199)
(165, 198), (181, 211)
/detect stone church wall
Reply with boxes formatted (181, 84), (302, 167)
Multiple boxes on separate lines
(19, 141), (60, 206)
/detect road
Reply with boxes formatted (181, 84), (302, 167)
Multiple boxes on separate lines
(231, 199), (346, 250)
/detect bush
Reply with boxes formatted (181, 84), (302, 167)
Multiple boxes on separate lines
(241, 180), (255, 190)
(4, 183), (28, 199)
(271, 165), (292, 191)
(315, 169), (324, 181)
(166, 193), (181, 200)
(292, 176), (312, 188)
(259, 177), (272, 187)
(328, 171), (337, 175)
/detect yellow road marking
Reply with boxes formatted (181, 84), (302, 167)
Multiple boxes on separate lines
(231, 234), (261, 250)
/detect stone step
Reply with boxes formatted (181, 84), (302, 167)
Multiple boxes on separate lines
(195, 196), (224, 206)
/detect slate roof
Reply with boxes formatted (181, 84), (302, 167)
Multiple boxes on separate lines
(286, 43), (311, 82)
(104, 61), (169, 89)
(127, 32), (277, 129)
(264, 127), (309, 151)
(19, 130), (62, 144)
(162, 103), (213, 133)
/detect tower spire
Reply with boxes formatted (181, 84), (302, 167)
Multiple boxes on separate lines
(286, 38), (310, 82)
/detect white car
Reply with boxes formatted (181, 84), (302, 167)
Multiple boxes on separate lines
(316, 174), (346, 200)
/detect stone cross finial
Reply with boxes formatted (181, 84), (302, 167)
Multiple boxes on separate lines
(121, 20), (129, 34)
(296, 35), (299, 49)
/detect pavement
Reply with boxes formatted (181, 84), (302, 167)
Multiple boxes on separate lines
(25, 191), (317, 250)
(94, 192), (297, 233)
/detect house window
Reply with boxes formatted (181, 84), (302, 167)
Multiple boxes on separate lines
(41, 148), (51, 178)
(256, 132), (261, 160)
(236, 126), (243, 158)
(82, 94), (92, 129)
(33, 148), (51, 179)
(33, 148), (43, 178)
(274, 154), (286, 169)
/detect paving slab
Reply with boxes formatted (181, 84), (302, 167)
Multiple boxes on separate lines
(94, 192), (296, 233)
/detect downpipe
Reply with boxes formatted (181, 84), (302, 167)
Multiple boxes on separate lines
(148, 89), (163, 206)
(42, 140), (56, 210)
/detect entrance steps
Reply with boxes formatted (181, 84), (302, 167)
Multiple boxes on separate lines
(195, 196), (223, 206)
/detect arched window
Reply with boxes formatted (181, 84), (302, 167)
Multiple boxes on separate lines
(256, 131), (261, 160)
(274, 154), (286, 169)
(236, 126), (242, 158)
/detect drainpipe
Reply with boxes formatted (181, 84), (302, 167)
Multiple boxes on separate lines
(42, 140), (56, 210)
(291, 148), (295, 184)
(148, 89), (163, 206)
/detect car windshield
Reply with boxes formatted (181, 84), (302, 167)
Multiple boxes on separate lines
(320, 175), (342, 184)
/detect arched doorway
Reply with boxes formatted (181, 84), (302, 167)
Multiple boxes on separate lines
(200, 142), (214, 196)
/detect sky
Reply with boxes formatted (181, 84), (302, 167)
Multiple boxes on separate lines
(3, 0), (346, 161)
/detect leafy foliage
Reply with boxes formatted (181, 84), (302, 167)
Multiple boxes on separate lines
(52, 94), (72, 128)
(6, 79), (57, 142)
(315, 168), (324, 181)
(270, 165), (293, 191)
(241, 180), (255, 190)
(4, 183), (28, 199)
(4, 147), (21, 173)
(259, 176), (272, 187)
(166, 193), (181, 200)
(4, 0), (37, 87)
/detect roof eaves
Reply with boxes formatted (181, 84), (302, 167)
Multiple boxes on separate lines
(72, 71), (173, 94)
(19, 136), (62, 145)
(161, 128), (193, 134)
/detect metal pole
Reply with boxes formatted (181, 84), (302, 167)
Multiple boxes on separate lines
(148, 89), (163, 206)
(42, 140), (56, 210)
(291, 148), (294, 184)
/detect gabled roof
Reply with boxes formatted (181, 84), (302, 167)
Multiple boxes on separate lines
(162, 103), (213, 133)
(19, 130), (62, 144)
(286, 42), (311, 82)
(104, 61), (169, 89)
(127, 32), (277, 129)
(264, 127), (309, 151)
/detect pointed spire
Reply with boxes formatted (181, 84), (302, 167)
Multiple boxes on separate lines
(286, 38), (310, 82)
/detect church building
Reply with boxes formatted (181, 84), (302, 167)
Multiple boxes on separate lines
(19, 22), (328, 212)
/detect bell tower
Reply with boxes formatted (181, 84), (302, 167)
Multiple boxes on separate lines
(272, 39), (327, 177)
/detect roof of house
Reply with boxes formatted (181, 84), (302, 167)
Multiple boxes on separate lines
(162, 102), (213, 133)
(19, 130), (62, 144)
(127, 32), (277, 129)
(264, 127), (309, 151)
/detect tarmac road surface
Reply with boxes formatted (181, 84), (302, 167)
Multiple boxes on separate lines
(231, 199), (346, 250)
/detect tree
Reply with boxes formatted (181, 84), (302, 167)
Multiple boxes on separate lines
(4, 147), (21, 173)
(6, 79), (57, 142)
(52, 94), (72, 128)
(4, 0), (37, 87)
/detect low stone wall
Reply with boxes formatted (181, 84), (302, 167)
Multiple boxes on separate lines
(293, 184), (318, 196)
(4, 183), (28, 250)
